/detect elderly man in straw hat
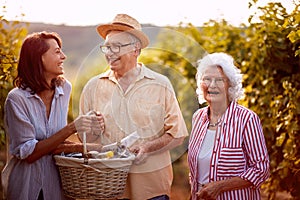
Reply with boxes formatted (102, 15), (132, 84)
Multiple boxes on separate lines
(78, 14), (188, 200)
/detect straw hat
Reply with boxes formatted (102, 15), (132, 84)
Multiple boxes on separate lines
(97, 14), (150, 48)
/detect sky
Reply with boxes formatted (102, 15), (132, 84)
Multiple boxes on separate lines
(1, 0), (297, 27)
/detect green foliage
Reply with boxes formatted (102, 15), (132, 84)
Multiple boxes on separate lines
(241, 2), (300, 199)
(0, 14), (28, 150)
(285, 4), (300, 56)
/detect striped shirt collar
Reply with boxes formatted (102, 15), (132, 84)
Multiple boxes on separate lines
(204, 101), (236, 125)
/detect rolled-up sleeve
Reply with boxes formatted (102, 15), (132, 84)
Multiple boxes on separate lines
(164, 79), (189, 139)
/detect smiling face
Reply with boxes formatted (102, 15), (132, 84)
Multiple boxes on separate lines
(42, 38), (66, 82)
(103, 31), (139, 77)
(200, 65), (230, 106)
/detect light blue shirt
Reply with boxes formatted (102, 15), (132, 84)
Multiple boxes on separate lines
(3, 80), (71, 200)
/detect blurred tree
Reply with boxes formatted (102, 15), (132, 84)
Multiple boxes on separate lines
(0, 8), (28, 150)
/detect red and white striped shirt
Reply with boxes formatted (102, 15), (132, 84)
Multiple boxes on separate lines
(188, 101), (269, 200)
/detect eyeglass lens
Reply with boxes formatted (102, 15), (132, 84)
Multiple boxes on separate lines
(100, 43), (134, 54)
(202, 77), (226, 86)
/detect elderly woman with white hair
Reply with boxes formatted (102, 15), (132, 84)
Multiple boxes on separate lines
(188, 52), (270, 200)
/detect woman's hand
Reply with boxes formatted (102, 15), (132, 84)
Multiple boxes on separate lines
(196, 182), (221, 200)
(196, 178), (253, 199)
(52, 141), (102, 155)
(52, 140), (81, 154)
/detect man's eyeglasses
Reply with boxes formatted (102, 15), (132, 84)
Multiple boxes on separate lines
(201, 77), (227, 86)
(100, 42), (135, 54)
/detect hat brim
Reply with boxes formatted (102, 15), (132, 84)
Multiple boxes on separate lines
(97, 24), (149, 48)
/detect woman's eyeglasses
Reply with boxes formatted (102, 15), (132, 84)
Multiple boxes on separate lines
(201, 77), (227, 86)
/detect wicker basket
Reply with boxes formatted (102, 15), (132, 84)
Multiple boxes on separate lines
(54, 154), (135, 200)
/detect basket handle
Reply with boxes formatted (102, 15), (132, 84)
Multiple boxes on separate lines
(75, 165), (102, 178)
(83, 132), (88, 164)
(80, 164), (103, 174)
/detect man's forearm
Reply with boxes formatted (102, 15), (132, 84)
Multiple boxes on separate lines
(143, 134), (185, 155)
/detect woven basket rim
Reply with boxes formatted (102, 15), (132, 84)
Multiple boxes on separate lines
(54, 154), (135, 163)
(54, 154), (135, 169)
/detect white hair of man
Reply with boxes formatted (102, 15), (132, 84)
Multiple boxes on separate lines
(196, 52), (244, 104)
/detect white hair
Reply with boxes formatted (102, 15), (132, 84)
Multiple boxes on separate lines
(196, 52), (244, 104)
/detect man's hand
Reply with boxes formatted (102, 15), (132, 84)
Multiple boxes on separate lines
(129, 144), (149, 165)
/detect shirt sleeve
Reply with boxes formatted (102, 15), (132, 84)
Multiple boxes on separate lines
(239, 113), (270, 188)
(163, 79), (189, 138)
(5, 95), (38, 159)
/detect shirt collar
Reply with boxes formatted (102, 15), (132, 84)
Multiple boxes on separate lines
(205, 101), (237, 124)
(24, 85), (64, 99)
(55, 85), (64, 97)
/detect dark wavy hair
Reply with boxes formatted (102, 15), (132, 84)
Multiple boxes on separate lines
(14, 31), (65, 94)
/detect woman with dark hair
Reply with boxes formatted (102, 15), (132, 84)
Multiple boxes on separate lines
(2, 31), (105, 200)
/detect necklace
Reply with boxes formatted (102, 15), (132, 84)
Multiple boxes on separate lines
(208, 120), (221, 127)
